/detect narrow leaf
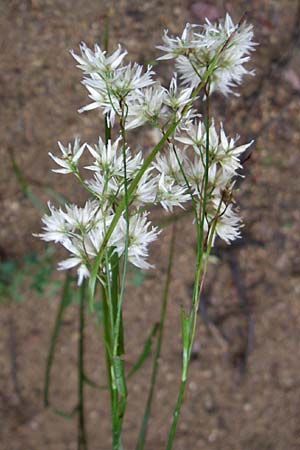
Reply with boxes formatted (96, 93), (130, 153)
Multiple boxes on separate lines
(44, 273), (72, 408)
(112, 356), (127, 398)
(128, 323), (159, 379)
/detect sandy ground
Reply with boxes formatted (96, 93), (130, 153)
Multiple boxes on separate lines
(1, 1), (300, 449)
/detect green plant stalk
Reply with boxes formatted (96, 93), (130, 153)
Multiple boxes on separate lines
(127, 323), (159, 379)
(105, 264), (126, 450)
(113, 101), (129, 358)
(110, 102), (130, 450)
(78, 281), (88, 450)
(102, 104), (126, 450)
(44, 273), (72, 408)
(101, 282), (117, 437)
(136, 223), (176, 450)
(165, 88), (211, 450)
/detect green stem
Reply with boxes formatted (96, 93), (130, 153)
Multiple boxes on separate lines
(166, 379), (186, 450)
(78, 281), (88, 450)
(113, 101), (129, 358)
(101, 278), (123, 450)
(110, 101), (130, 450)
(101, 283), (114, 410)
(9, 149), (45, 211)
(136, 224), (176, 450)
(44, 273), (72, 408)
(166, 87), (211, 450)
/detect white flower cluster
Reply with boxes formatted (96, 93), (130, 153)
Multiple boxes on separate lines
(37, 14), (254, 284)
(157, 13), (255, 95)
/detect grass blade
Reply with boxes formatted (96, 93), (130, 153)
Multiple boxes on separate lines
(44, 272), (72, 408)
(128, 323), (159, 379)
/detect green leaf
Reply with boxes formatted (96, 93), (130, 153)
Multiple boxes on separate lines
(181, 309), (191, 381)
(44, 273), (72, 408)
(128, 323), (159, 378)
(51, 405), (78, 420)
(112, 356), (127, 398)
(83, 374), (108, 391)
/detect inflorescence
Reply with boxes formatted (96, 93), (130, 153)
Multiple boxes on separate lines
(36, 14), (255, 285)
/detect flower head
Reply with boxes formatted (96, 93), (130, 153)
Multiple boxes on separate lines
(49, 138), (85, 174)
(113, 214), (160, 269)
(158, 14), (255, 95)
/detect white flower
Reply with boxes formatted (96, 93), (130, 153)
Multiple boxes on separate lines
(176, 120), (206, 148)
(156, 174), (190, 212)
(85, 137), (144, 202)
(71, 42), (127, 75)
(154, 144), (187, 183)
(157, 23), (198, 60)
(208, 202), (242, 244)
(216, 124), (253, 174)
(86, 137), (124, 176)
(126, 85), (167, 129)
(58, 239), (90, 286)
(80, 63), (155, 124)
(61, 200), (101, 232)
(114, 63), (155, 93)
(49, 138), (85, 174)
(176, 120), (253, 176)
(85, 137), (143, 178)
(186, 156), (217, 194)
(113, 214), (159, 269)
(158, 14), (255, 96)
(86, 172), (119, 201)
(130, 169), (157, 206)
(35, 202), (70, 243)
(163, 74), (193, 111)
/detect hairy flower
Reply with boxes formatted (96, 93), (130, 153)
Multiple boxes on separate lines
(157, 23), (197, 60)
(61, 200), (101, 232)
(156, 174), (190, 212)
(35, 202), (70, 243)
(177, 120), (252, 175)
(126, 85), (167, 129)
(163, 74), (193, 112)
(78, 58), (155, 125)
(206, 201), (242, 244)
(113, 214), (159, 269)
(86, 137), (142, 177)
(36, 13), (256, 282)
(71, 42), (127, 75)
(49, 138), (85, 174)
(58, 239), (90, 286)
(158, 14), (255, 95)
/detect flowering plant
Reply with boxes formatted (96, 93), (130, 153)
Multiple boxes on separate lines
(37, 13), (255, 450)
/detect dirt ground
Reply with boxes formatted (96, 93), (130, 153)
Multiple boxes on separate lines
(1, 0), (300, 449)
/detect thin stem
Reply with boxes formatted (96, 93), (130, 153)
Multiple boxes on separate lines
(101, 283), (117, 438)
(166, 379), (186, 450)
(166, 87), (211, 450)
(109, 100), (130, 450)
(78, 281), (88, 450)
(9, 148), (45, 211)
(113, 100), (129, 357)
(44, 273), (72, 408)
(136, 224), (177, 450)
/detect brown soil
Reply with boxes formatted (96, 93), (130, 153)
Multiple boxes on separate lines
(1, 1), (300, 449)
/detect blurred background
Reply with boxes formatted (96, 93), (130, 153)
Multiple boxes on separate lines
(1, 1), (300, 449)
